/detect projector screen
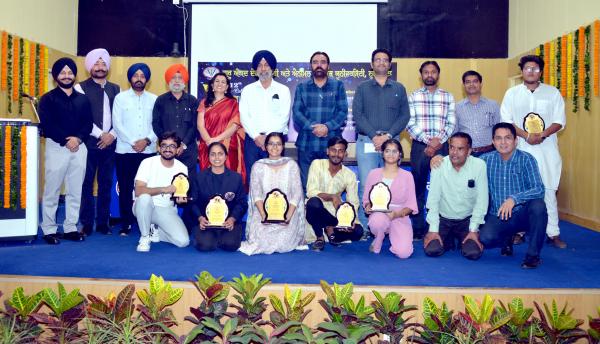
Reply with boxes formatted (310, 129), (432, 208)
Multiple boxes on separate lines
(188, 3), (378, 96)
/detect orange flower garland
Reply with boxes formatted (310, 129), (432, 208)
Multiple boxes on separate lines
(567, 32), (573, 98)
(594, 20), (599, 96)
(1, 31), (7, 91)
(12, 36), (19, 102)
(560, 35), (567, 97)
(39, 45), (47, 95)
(543, 42), (550, 82)
(3, 126), (12, 208)
(578, 27), (585, 97)
(20, 126), (27, 209)
(29, 42), (36, 96)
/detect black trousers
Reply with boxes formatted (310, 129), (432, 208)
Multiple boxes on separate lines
(424, 216), (482, 260)
(194, 224), (243, 252)
(409, 141), (448, 237)
(305, 197), (363, 242)
(80, 141), (115, 227)
(115, 153), (153, 227)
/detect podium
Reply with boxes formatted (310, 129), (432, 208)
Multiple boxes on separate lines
(0, 119), (39, 241)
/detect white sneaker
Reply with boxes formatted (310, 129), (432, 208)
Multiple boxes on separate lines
(149, 224), (160, 243)
(136, 236), (151, 252)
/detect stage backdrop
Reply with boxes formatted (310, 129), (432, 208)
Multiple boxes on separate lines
(197, 62), (397, 143)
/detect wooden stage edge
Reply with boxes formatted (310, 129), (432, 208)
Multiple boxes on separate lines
(560, 211), (600, 232)
(1, 275), (599, 334)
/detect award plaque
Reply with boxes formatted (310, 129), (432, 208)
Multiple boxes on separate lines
(335, 202), (356, 230)
(369, 182), (392, 212)
(262, 188), (289, 224)
(206, 195), (229, 228)
(171, 173), (189, 199)
(523, 112), (545, 134)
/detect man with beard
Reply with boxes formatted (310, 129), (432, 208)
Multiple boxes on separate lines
(133, 131), (190, 252)
(113, 63), (158, 236)
(240, 50), (291, 174)
(293, 51), (348, 191)
(424, 132), (487, 260)
(406, 60), (456, 240)
(305, 137), (364, 251)
(38, 58), (93, 244)
(455, 70), (500, 157)
(500, 55), (567, 249)
(152, 64), (199, 179)
(75, 48), (121, 236)
(352, 48), (410, 236)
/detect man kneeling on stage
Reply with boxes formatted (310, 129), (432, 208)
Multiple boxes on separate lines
(133, 131), (190, 252)
(424, 132), (487, 260)
(306, 137), (364, 251)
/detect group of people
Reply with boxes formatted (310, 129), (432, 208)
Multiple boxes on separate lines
(37, 47), (565, 269)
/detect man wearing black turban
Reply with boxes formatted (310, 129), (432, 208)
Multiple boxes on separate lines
(39, 57), (93, 245)
(112, 63), (159, 236)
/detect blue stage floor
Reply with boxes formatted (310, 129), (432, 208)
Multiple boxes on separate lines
(1, 219), (599, 289)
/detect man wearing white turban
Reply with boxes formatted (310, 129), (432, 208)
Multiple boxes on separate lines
(75, 48), (121, 236)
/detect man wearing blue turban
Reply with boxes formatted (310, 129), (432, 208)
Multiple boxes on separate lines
(112, 63), (158, 236)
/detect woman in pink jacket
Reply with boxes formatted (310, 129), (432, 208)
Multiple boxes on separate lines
(362, 139), (418, 258)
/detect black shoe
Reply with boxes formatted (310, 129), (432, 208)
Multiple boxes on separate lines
(311, 239), (325, 252)
(521, 255), (541, 269)
(63, 231), (85, 242)
(328, 234), (341, 247)
(119, 225), (132, 236)
(96, 224), (112, 235)
(43, 234), (60, 245)
(512, 232), (525, 245)
(82, 224), (93, 236)
(501, 243), (513, 256)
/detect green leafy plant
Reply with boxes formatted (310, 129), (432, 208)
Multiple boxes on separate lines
(588, 306), (600, 344)
(496, 298), (542, 343)
(29, 282), (86, 344)
(136, 274), (184, 342)
(370, 290), (417, 344)
(407, 297), (457, 344)
(228, 273), (271, 325)
(183, 271), (231, 343)
(453, 295), (511, 343)
(269, 285), (315, 328)
(0, 290), (44, 344)
(534, 300), (587, 344)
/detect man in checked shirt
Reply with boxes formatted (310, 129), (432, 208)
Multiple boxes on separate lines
(406, 60), (456, 240)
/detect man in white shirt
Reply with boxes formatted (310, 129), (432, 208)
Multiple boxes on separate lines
(133, 131), (190, 252)
(239, 50), (291, 173)
(112, 63), (158, 236)
(500, 55), (567, 249)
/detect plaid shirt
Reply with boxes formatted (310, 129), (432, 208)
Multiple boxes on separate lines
(407, 87), (456, 144)
(480, 149), (544, 216)
(293, 78), (348, 152)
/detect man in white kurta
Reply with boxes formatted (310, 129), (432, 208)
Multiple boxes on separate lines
(500, 55), (566, 248)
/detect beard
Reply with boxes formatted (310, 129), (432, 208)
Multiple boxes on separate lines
(312, 68), (327, 78)
(423, 77), (437, 86)
(169, 82), (185, 93)
(57, 79), (74, 89)
(258, 70), (272, 82)
(132, 81), (146, 92)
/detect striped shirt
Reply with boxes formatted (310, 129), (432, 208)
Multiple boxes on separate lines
(407, 87), (455, 145)
(455, 96), (500, 148)
(480, 149), (544, 215)
(293, 78), (348, 152)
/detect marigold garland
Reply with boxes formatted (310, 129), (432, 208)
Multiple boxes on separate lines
(594, 20), (599, 96)
(538, 44), (545, 83)
(42, 45), (48, 94)
(3, 125), (12, 208)
(573, 30), (580, 112)
(1, 31), (8, 91)
(578, 27), (586, 97)
(18, 38), (25, 115)
(543, 42), (550, 82)
(560, 35), (567, 97)
(6, 34), (13, 114)
(556, 37), (562, 92)
(549, 40), (556, 87)
(20, 126), (27, 209)
(10, 126), (20, 209)
(34, 44), (40, 97)
(0, 127), (3, 206)
(567, 32), (573, 99)
(12, 36), (19, 102)
(23, 40), (30, 100)
(584, 25), (591, 111)
(29, 42), (36, 96)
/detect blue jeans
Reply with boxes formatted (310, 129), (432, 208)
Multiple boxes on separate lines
(244, 134), (268, 177)
(479, 198), (547, 258)
(355, 134), (384, 229)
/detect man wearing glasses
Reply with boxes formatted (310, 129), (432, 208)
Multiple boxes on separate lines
(132, 132), (190, 252)
(352, 48), (410, 237)
(500, 55), (567, 249)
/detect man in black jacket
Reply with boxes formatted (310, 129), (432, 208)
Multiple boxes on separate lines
(39, 58), (93, 245)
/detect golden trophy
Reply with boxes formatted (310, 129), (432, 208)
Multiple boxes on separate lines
(335, 202), (356, 230)
(369, 182), (391, 212)
(263, 188), (289, 224)
(523, 112), (545, 134)
(171, 173), (189, 199)
(206, 195), (229, 228)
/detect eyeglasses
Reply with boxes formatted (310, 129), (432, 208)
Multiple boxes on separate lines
(524, 67), (541, 73)
(267, 142), (283, 147)
(160, 144), (177, 150)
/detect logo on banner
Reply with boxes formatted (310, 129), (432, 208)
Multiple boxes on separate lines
(203, 66), (220, 79)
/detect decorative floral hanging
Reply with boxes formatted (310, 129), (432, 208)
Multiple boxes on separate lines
(584, 25), (591, 111)
(19, 126), (27, 208)
(537, 44), (544, 83)
(560, 35), (567, 97)
(1, 31), (7, 91)
(594, 20), (599, 96)
(3, 125), (12, 208)
(578, 27), (585, 98)
(573, 29), (580, 113)
(566, 32), (573, 99)
(543, 42), (550, 83)
(556, 36), (562, 93)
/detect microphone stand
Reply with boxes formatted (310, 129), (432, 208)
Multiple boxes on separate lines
(21, 93), (40, 123)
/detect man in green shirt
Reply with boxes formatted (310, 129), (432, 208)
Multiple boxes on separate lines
(423, 132), (487, 260)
